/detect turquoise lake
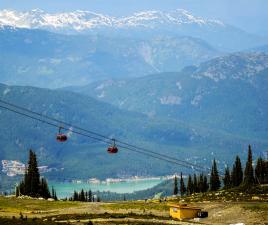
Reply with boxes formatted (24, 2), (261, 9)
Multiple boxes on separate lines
(49, 178), (165, 199)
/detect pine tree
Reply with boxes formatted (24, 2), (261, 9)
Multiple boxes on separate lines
(187, 175), (193, 195)
(193, 174), (198, 193)
(73, 191), (78, 201)
(40, 178), (51, 199)
(210, 159), (221, 191)
(223, 166), (231, 189)
(15, 186), (19, 197)
(18, 150), (41, 197)
(23, 166), (29, 195)
(244, 145), (255, 186)
(231, 155), (243, 186)
(203, 175), (209, 192)
(180, 172), (186, 196)
(173, 176), (178, 195)
(88, 190), (92, 202)
(18, 181), (25, 196)
(28, 150), (40, 196)
(80, 189), (85, 202)
(255, 157), (265, 184)
(53, 189), (58, 201)
(51, 186), (55, 199)
(17, 150), (52, 199)
(265, 160), (268, 184)
(198, 174), (204, 192)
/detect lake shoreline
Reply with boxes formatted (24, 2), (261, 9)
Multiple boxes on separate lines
(49, 175), (176, 198)
(70, 174), (175, 185)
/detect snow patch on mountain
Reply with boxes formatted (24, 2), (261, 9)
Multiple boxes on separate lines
(176, 81), (182, 90)
(95, 80), (115, 90)
(3, 88), (10, 96)
(97, 91), (105, 98)
(139, 43), (154, 65)
(159, 95), (181, 105)
(191, 94), (203, 106)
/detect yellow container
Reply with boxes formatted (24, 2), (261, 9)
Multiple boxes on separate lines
(169, 204), (201, 219)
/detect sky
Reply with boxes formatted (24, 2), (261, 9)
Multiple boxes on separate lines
(0, 0), (268, 35)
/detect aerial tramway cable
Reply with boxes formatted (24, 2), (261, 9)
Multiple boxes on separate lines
(0, 101), (208, 172)
(0, 100), (209, 172)
(0, 99), (207, 170)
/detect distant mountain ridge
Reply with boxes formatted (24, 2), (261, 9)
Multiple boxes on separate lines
(0, 8), (266, 51)
(0, 26), (219, 88)
(69, 52), (268, 140)
(0, 9), (225, 31)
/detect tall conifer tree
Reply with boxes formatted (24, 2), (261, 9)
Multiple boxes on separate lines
(80, 189), (86, 201)
(210, 159), (221, 191)
(203, 175), (209, 192)
(40, 177), (51, 199)
(231, 155), (243, 186)
(173, 176), (178, 195)
(198, 174), (204, 192)
(26, 150), (40, 196)
(88, 190), (92, 202)
(187, 175), (193, 195)
(244, 145), (255, 186)
(223, 166), (231, 189)
(193, 174), (198, 193)
(17, 150), (52, 198)
(180, 172), (186, 196)
(255, 157), (265, 184)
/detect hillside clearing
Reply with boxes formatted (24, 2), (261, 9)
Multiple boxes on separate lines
(0, 196), (267, 224)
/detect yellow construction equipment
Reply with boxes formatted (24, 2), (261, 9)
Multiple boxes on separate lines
(168, 204), (202, 219)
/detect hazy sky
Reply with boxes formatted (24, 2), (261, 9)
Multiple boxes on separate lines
(1, 0), (267, 35)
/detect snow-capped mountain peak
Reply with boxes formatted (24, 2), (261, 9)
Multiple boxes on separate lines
(0, 8), (114, 30)
(0, 8), (225, 32)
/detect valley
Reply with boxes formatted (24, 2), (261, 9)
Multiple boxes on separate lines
(0, 3), (268, 224)
(1, 81), (267, 183)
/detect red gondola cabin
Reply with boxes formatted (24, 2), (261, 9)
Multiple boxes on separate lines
(57, 134), (68, 142)
(56, 127), (67, 142)
(107, 146), (118, 153)
(107, 139), (118, 153)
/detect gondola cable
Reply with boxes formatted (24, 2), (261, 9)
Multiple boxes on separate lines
(0, 102), (209, 172)
(0, 99), (208, 170)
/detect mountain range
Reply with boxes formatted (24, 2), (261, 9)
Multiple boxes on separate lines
(1, 7), (268, 184)
(1, 81), (266, 180)
(0, 8), (226, 32)
(0, 26), (219, 88)
(0, 9), (267, 51)
(69, 52), (268, 141)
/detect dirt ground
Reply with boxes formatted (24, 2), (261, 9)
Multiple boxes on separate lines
(195, 202), (268, 225)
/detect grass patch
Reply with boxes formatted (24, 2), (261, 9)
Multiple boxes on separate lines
(242, 203), (268, 211)
(50, 212), (169, 221)
(0, 217), (58, 225)
(0, 196), (81, 213)
(102, 201), (169, 211)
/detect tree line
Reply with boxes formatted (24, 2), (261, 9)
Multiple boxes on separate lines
(174, 145), (268, 195)
(69, 189), (100, 202)
(16, 149), (57, 200)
